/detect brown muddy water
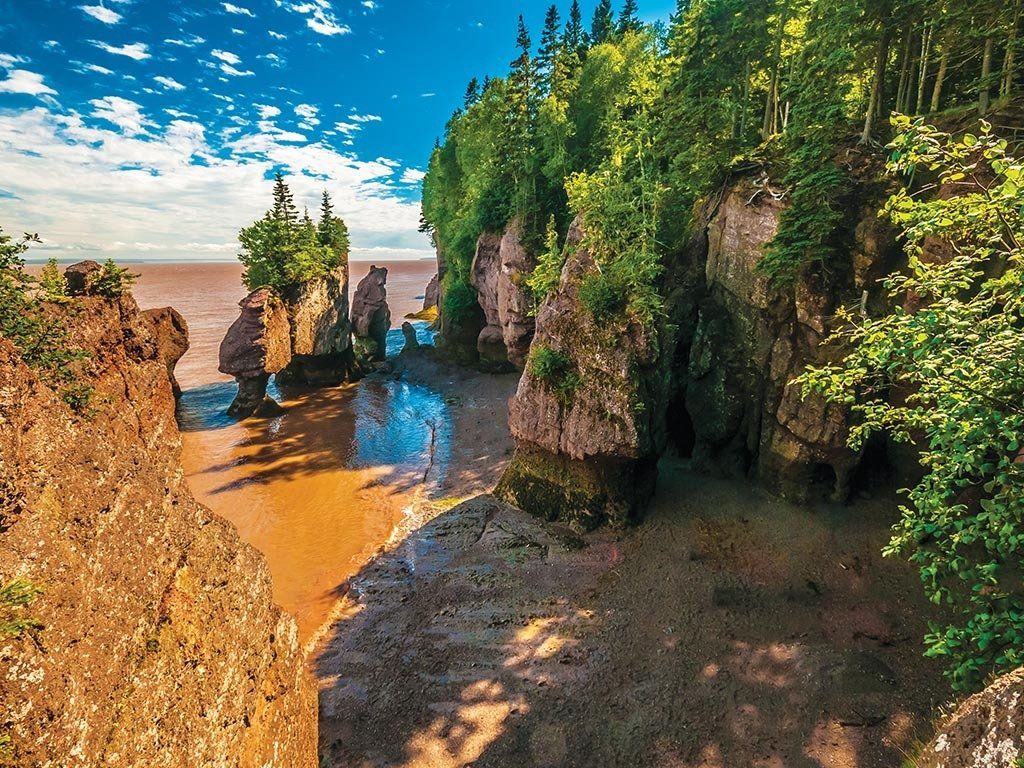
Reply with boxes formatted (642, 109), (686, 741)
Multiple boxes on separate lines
(127, 260), (444, 641)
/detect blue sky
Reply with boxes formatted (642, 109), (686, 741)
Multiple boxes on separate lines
(0, 0), (674, 261)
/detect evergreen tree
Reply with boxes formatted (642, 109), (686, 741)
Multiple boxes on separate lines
(317, 190), (350, 266)
(271, 171), (298, 224)
(39, 258), (67, 300)
(619, 0), (640, 33)
(538, 5), (563, 88)
(464, 77), (480, 107)
(565, 0), (587, 53)
(591, 0), (615, 45)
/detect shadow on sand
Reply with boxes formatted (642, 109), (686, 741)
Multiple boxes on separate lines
(312, 461), (952, 768)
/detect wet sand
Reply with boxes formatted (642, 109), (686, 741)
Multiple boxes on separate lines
(129, 259), (445, 640)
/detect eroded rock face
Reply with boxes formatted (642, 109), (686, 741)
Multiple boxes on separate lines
(466, 223), (537, 370)
(400, 321), (420, 352)
(496, 217), (668, 528)
(351, 265), (391, 363)
(498, 220), (537, 368)
(679, 181), (897, 502)
(423, 273), (439, 310)
(0, 294), (316, 767)
(917, 668), (1024, 768)
(143, 306), (189, 397)
(278, 269), (357, 385)
(219, 288), (292, 418)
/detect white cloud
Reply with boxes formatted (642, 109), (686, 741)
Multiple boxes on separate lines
(82, 63), (115, 75)
(259, 52), (284, 66)
(420, 92), (435, 97)
(165, 108), (197, 118)
(255, 104), (281, 119)
(92, 41), (150, 60)
(401, 168), (425, 184)
(210, 49), (241, 65)
(0, 53), (27, 69)
(222, 2), (255, 16)
(0, 106), (427, 262)
(0, 70), (57, 97)
(231, 28), (246, 35)
(361, 0), (378, 9)
(220, 64), (254, 77)
(154, 75), (186, 91)
(89, 96), (154, 135)
(349, 112), (381, 123)
(268, 30), (286, 39)
(284, 1), (351, 36)
(80, 4), (122, 23)
(334, 121), (359, 136)
(165, 35), (205, 47)
(294, 103), (319, 129)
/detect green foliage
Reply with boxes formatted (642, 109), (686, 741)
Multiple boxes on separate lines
(528, 344), (581, 402)
(527, 215), (566, 303)
(87, 259), (138, 299)
(797, 117), (1024, 691)
(0, 578), (42, 640)
(0, 228), (91, 410)
(239, 173), (348, 291)
(38, 258), (68, 301)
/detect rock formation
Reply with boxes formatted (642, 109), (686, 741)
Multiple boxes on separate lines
(143, 306), (189, 397)
(351, 265), (391, 363)
(219, 288), (293, 419)
(219, 267), (358, 418)
(495, 217), (668, 528)
(401, 321), (420, 352)
(0, 269), (316, 767)
(916, 667), (1024, 767)
(496, 166), (903, 525)
(63, 259), (101, 296)
(277, 269), (358, 386)
(423, 273), (439, 310)
(467, 221), (537, 370)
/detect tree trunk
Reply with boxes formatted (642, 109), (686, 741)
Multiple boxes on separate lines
(895, 27), (913, 114)
(929, 28), (949, 113)
(916, 21), (932, 114)
(861, 25), (892, 144)
(762, 8), (788, 139)
(980, 35), (994, 114)
(1003, 0), (1021, 98)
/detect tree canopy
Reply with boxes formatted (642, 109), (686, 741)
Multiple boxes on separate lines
(238, 173), (350, 292)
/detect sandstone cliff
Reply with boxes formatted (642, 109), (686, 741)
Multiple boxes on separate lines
(1, 271), (317, 766)
(495, 217), (668, 528)
(466, 221), (536, 370)
(496, 166), (902, 525)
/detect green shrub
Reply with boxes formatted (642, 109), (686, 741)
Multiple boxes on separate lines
(527, 215), (565, 305)
(38, 258), (68, 301)
(87, 259), (138, 299)
(528, 344), (581, 403)
(0, 228), (92, 411)
(578, 270), (626, 321)
(798, 118), (1024, 691)
(0, 578), (42, 640)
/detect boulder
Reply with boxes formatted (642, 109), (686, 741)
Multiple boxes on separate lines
(142, 306), (189, 397)
(495, 216), (668, 528)
(917, 668), (1024, 768)
(64, 260), (101, 296)
(351, 265), (391, 363)
(218, 288), (292, 419)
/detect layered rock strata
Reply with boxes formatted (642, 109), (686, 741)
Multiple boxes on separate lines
(351, 265), (391, 363)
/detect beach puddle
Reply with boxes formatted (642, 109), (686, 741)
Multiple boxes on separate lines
(126, 260), (446, 641)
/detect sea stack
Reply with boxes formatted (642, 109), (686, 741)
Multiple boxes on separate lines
(351, 265), (391, 363)
(218, 288), (293, 419)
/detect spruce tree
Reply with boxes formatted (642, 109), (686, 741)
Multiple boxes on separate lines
(591, 0), (615, 45)
(464, 77), (480, 107)
(564, 0), (586, 54)
(619, 0), (640, 33)
(538, 5), (563, 88)
(271, 171), (298, 224)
